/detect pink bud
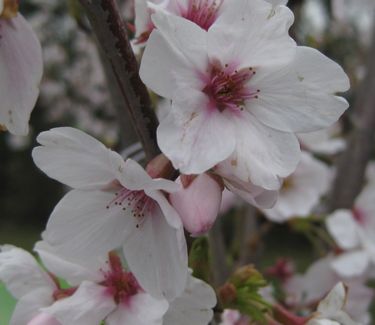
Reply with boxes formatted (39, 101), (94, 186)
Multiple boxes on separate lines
(28, 313), (61, 325)
(170, 173), (223, 236)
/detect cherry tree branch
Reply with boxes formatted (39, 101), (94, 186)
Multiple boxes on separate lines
(330, 19), (375, 210)
(78, 0), (160, 161)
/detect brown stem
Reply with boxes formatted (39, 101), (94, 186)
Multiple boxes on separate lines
(78, 0), (160, 161)
(330, 19), (375, 210)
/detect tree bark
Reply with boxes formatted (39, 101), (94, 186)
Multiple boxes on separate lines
(78, 0), (160, 161)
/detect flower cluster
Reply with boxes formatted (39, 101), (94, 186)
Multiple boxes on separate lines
(2, 0), (373, 324)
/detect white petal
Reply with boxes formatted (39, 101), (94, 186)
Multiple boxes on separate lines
(331, 251), (370, 278)
(263, 152), (331, 221)
(164, 274), (216, 325)
(42, 281), (116, 325)
(251, 46), (350, 133)
(326, 210), (360, 250)
(285, 256), (337, 305)
(33, 127), (126, 190)
(34, 241), (102, 286)
(209, 0), (295, 69)
(317, 282), (346, 316)
(216, 166), (278, 208)
(223, 114), (300, 190)
(157, 90), (236, 174)
(10, 288), (54, 325)
(119, 159), (179, 193)
(0, 14), (43, 135)
(0, 245), (55, 299)
(146, 189), (182, 229)
(140, 13), (207, 98)
(106, 293), (168, 325)
(42, 190), (134, 270)
(123, 206), (188, 301)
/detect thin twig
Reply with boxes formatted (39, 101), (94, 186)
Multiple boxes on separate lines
(330, 19), (375, 210)
(78, 0), (160, 161)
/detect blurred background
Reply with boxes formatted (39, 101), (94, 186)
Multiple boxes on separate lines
(0, 0), (375, 324)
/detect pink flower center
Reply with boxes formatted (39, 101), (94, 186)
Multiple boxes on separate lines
(182, 0), (222, 30)
(106, 187), (156, 228)
(202, 61), (259, 112)
(352, 207), (367, 225)
(102, 252), (141, 304)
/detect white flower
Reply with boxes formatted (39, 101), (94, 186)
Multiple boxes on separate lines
(285, 257), (373, 324)
(139, 0), (349, 194)
(262, 151), (331, 222)
(0, 246), (57, 325)
(163, 271), (217, 325)
(0, 3), (43, 135)
(134, 0), (289, 45)
(36, 242), (216, 325)
(307, 283), (360, 325)
(32, 127), (188, 301)
(34, 244), (169, 325)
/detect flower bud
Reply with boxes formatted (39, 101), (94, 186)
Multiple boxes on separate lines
(28, 313), (61, 325)
(170, 173), (223, 236)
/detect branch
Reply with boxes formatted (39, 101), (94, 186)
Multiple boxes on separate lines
(78, 0), (160, 161)
(330, 19), (375, 210)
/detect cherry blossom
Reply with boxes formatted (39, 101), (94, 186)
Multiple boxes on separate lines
(36, 242), (216, 325)
(134, 0), (289, 45)
(169, 173), (223, 236)
(306, 283), (359, 325)
(326, 169), (375, 278)
(0, 0), (43, 135)
(140, 0), (349, 194)
(261, 152), (331, 222)
(163, 270), (217, 325)
(35, 246), (169, 325)
(32, 127), (188, 300)
(285, 256), (373, 324)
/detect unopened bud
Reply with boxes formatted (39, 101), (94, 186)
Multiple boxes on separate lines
(170, 173), (223, 236)
(219, 283), (237, 306)
(0, 0), (19, 19)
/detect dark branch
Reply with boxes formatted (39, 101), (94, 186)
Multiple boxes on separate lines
(78, 0), (160, 161)
(330, 19), (375, 210)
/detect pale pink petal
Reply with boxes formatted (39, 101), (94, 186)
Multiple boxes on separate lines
(0, 14), (43, 135)
(11, 288), (54, 325)
(208, 0), (295, 69)
(250, 46), (349, 133)
(326, 210), (360, 250)
(331, 251), (370, 278)
(106, 293), (168, 325)
(42, 190), (135, 270)
(157, 89), (236, 174)
(34, 241), (102, 286)
(263, 152), (331, 221)
(28, 313), (61, 325)
(146, 189), (183, 229)
(119, 158), (179, 193)
(140, 13), (207, 98)
(0, 245), (55, 299)
(33, 127), (126, 190)
(221, 114), (300, 191)
(169, 174), (222, 236)
(42, 282), (116, 325)
(164, 274), (216, 325)
(317, 282), (346, 316)
(215, 165), (278, 208)
(122, 206), (188, 301)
